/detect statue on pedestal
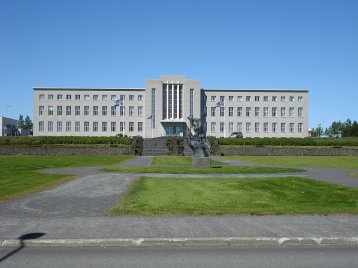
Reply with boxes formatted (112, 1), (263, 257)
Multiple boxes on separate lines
(185, 116), (211, 158)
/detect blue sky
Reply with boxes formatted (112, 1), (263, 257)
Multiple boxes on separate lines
(1, 0), (357, 129)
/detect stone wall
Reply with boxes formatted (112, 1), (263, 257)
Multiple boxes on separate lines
(219, 147), (358, 156)
(0, 146), (131, 156)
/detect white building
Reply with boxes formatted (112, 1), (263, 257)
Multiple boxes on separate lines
(33, 75), (308, 138)
(0, 116), (18, 136)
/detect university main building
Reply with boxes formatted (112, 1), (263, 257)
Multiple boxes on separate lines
(33, 75), (308, 138)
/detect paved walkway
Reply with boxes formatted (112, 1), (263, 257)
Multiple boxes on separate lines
(0, 156), (358, 243)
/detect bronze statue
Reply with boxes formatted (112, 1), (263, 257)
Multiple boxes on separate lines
(185, 116), (211, 157)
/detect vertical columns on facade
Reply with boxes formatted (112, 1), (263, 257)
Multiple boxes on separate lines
(171, 83), (174, 119)
(176, 84), (180, 119)
(166, 83), (169, 120)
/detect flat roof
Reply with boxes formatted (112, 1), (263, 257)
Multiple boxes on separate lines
(33, 87), (145, 91)
(202, 88), (308, 93)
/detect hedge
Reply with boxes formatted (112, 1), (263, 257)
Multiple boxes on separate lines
(0, 136), (132, 146)
(218, 137), (358, 147)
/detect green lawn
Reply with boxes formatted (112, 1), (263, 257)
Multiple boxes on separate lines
(109, 176), (358, 216)
(222, 156), (358, 170)
(0, 155), (133, 201)
(104, 156), (303, 174)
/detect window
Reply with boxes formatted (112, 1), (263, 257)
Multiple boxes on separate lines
(298, 96), (303, 102)
(211, 107), (216, 117)
(138, 106), (143, 116)
(289, 107), (294, 117)
(246, 107), (251, 117)
(281, 107), (286, 117)
(272, 96), (277, 102)
(229, 96), (234, 102)
(246, 96), (251, 102)
(111, 95), (116, 101)
(120, 95), (125, 101)
(255, 107), (260, 117)
(281, 96), (286, 102)
(48, 94), (53, 100)
(84, 106), (89, 116)
(93, 95), (98, 101)
(93, 106), (98, 116)
(272, 107), (277, 117)
(237, 107), (242, 117)
(290, 123), (294, 133)
(39, 105), (44, 116)
(237, 122), (242, 132)
(220, 107), (225, 117)
(129, 106), (134, 116)
(129, 95), (134, 101)
(229, 122), (233, 132)
(129, 122), (134, 132)
(102, 95), (108, 101)
(57, 121), (62, 132)
(102, 122), (107, 132)
(57, 94), (62, 100)
(211, 96), (216, 102)
(84, 95), (90, 101)
(229, 107), (233, 117)
(211, 122), (216, 132)
(102, 106), (107, 116)
(246, 122), (252, 133)
(93, 122), (98, 132)
(138, 95), (143, 101)
(281, 123), (286, 133)
(237, 96), (243, 102)
(75, 121), (80, 132)
(111, 106), (116, 116)
(263, 96), (269, 102)
(255, 96), (260, 102)
(39, 94), (44, 100)
(263, 107), (268, 117)
(111, 122), (116, 132)
(138, 122), (143, 132)
(120, 122), (125, 132)
(220, 96), (224, 101)
(75, 106), (80, 116)
(66, 94), (71, 100)
(39, 121), (44, 132)
(298, 107), (303, 117)
(48, 106), (53, 116)
(57, 106), (62, 116)
(84, 122), (89, 132)
(255, 122), (260, 133)
(66, 121), (71, 132)
(75, 94), (80, 100)
(289, 96), (295, 102)
(120, 106), (125, 116)
(263, 122), (268, 133)
(298, 123), (303, 133)
(66, 106), (71, 116)
(220, 122), (224, 133)
(272, 123), (277, 132)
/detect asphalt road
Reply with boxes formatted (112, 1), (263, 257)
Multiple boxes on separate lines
(1, 245), (358, 268)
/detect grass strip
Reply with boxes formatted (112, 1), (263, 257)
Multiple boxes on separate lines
(222, 156), (358, 170)
(109, 176), (358, 216)
(0, 155), (133, 201)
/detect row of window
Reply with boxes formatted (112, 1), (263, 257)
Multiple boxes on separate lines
(209, 107), (304, 118)
(38, 121), (143, 133)
(208, 95), (304, 103)
(209, 122), (304, 133)
(39, 93), (144, 102)
(38, 105), (143, 117)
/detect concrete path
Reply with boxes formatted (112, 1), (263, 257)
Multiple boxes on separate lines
(0, 156), (358, 246)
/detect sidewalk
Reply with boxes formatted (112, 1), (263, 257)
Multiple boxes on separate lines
(1, 156), (358, 247)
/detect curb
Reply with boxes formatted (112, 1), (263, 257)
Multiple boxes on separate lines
(1, 237), (358, 248)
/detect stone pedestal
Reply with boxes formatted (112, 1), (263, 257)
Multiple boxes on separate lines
(192, 157), (211, 168)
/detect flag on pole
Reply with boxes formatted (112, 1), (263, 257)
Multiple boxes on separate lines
(216, 99), (224, 107)
(114, 99), (123, 107)
(147, 114), (153, 119)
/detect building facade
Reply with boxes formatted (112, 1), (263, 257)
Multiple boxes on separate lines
(33, 75), (308, 138)
(0, 116), (18, 136)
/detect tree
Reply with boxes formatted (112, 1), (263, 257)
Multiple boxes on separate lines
(325, 121), (344, 138)
(18, 114), (25, 129)
(24, 116), (33, 130)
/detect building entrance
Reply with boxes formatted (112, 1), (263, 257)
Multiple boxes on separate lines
(162, 122), (186, 136)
